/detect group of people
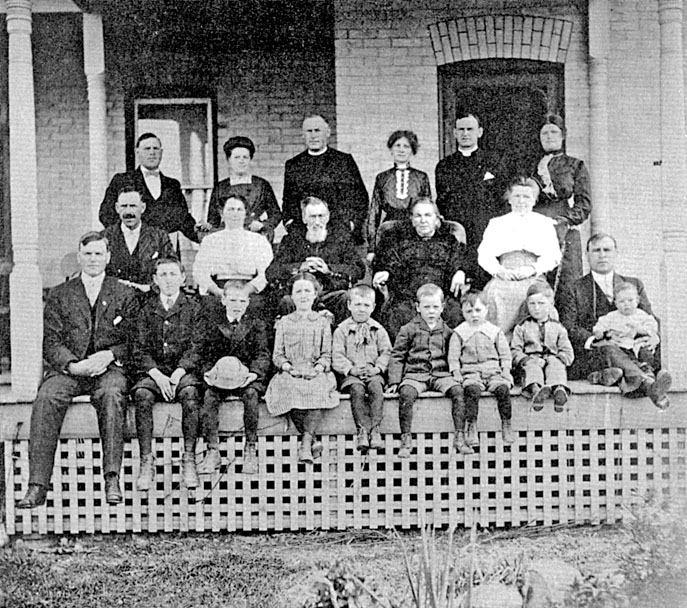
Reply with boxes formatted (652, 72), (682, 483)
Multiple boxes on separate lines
(15, 111), (672, 510)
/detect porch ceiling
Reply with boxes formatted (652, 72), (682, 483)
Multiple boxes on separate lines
(73, 0), (333, 53)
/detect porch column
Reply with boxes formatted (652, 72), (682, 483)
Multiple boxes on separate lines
(658, 0), (687, 390)
(6, 0), (43, 400)
(588, 0), (610, 234)
(83, 12), (106, 229)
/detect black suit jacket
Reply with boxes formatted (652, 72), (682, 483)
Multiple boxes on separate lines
(559, 272), (653, 377)
(103, 222), (174, 286)
(43, 276), (138, 376)
(282, 147), (368, 244)
(99, 168), (198, 242)
(132, 292), (203, 378)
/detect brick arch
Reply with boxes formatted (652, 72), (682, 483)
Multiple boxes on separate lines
(428, 15), (574, 65)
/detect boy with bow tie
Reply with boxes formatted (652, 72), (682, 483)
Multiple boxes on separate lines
(333, 284), (392, 451)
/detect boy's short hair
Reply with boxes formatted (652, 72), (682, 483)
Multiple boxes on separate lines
(526, 280), (554, 299)
(155, 257), (185, 274)
(460, 290), (485, 307)
(416, 283), (444, 303)
(348, 283), (376, 301)
(222, 280), (250, 295)
(614, 281), (639, 298)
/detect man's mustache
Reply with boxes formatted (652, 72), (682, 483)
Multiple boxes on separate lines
(122, 213), (137, 219)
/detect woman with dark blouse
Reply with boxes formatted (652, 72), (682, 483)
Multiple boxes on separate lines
(533, 114), (591, 303)
(367, 130), (431, 255)
(207, 136), (282, 242)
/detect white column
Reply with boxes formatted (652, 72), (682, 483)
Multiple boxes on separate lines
(83, 12), (107, 229)
(588, 0), (610, 234)
(658, 0), (687, 389)
(6, 0), (43, 400)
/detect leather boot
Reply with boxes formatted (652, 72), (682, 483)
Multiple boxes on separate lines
(465, 421), (479, 447)
(182, 452), (199, 488)
(356, 427), (369, 452)
(369, 427), (384, 450)
(298, 432), (314, 464)
(197, 448), (221, 474)
(136, 454), (155, 491)
(398, 433), (412, 459)
(454, 431), (474, 455)
(501, 420), (515, 445)
(16, 484), (48, 509)
(243, 442), (258, 475)
(105, 474), (123, 505)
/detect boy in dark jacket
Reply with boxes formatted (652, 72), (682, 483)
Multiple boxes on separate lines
(131, 258), (204, 490)
(199, 281), (272, 476)
(388, 283), (464, 458)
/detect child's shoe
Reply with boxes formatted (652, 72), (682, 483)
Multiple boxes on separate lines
(454, 431), (474, 455)
(532, 385), (551, 410)
(501, 420), (515, 444)
(356, 427), (369, 451)
(182, 452), (199, 488)
(197, 447), (221, 474)
(136, 454), (155, 491)
(398, 433), (412, 459)
(243, 442), (258, 475)
(465, 421), (479, 447)
(553, 387), (568, 412)
(312, 437), (323, 460)
(298, 432), (314, 463)
(369, 428), (384, 450)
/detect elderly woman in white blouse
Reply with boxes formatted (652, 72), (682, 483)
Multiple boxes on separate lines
(194, 194), (273, 298)
(478, 176), (561, 337)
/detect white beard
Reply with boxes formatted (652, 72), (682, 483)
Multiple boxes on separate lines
(306, 227), (327, 243)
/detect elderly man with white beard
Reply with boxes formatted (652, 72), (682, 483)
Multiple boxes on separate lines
(265, 197), (366, 324)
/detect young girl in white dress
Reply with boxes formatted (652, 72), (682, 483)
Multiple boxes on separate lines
(265, 272), (338, 463)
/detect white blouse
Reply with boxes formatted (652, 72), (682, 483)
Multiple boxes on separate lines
(478, 212), (561, 276)
(194, 228), (273, 295)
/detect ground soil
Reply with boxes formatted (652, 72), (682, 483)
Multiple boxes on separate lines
(0, 525), (684, 608)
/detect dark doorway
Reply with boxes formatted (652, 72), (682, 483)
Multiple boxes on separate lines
(439, 59), (564, 176)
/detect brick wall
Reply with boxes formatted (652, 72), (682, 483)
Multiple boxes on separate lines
(333, 0), (665, 310)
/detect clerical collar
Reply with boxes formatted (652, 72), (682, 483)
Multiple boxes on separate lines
(394, 163), (410, 170)
(458, 146), (478, 157)
(307, 147), (328, 157)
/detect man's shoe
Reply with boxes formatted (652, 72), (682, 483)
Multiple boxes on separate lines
(16, 484), (47, 509)
(298, 433), (314, 464)
(601, 367), (623, 387)
(312, 439), (323, 460)
(647, 370), (672, 409)
(369, 428), (384, 450)
(398, 433), (412, 459)
(196, 448), (220, 474)
(454, 431), (474, 455)
(136, 454), (155, 491)
(182, 452), (199, 489)
(465, 421), (479, 447)
(501, 420), (515, 445)
(532, 385), (551, 410)
(553, 387), (568, 412)
(105, 475), (123, 505)
(243, 442), (258, 475)
(587, 372), (602, 385)
(356, 427), (370, 452)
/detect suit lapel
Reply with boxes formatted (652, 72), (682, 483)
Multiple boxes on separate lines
(70, 278), (93, 327)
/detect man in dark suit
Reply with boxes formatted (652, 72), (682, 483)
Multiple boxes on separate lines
(99, 132), (201, 242)
(102, 190), (174, 293)
(282, 115), (368, 245)
(435, 111), (508, 289)
(17, 232), (138, 508)
(265, 197), (366, 324)
(560, 232), (670, 406)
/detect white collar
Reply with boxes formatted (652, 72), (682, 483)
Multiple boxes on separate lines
(591, 270), (615, 287)
(458, 145), (478, 157)
(307, 147), (328, 157)
(121, 222), (142, 237)
(80, 271), (105, 287)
